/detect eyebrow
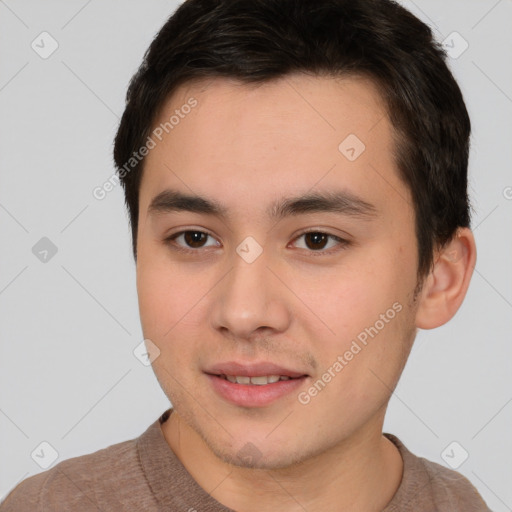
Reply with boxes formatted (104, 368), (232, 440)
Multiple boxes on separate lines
(148, 188), (377, 221)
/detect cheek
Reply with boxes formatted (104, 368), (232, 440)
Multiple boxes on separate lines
(137, 237), (188, 313)
(301, 258), (390, 329)
(137, 262), (166, 333)
(136, 252), (214, 361)
(303, 253), (413, 364)
(136, 251), (185, 340)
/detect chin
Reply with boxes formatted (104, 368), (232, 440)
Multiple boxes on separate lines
(205, 434), (317, 471)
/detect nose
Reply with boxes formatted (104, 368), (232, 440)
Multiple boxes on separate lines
(210, 245), (291, 341)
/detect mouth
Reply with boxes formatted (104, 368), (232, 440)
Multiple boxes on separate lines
(205, 361), (309, 380)
(211, 374), (304, 385)
(204, 362), (310, 407)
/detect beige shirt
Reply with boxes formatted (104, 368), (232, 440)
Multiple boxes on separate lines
(0, 408), (492, 511)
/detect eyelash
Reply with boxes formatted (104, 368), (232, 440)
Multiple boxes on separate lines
(164, 229), (350, 256)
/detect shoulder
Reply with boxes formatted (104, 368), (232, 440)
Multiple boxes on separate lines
(421, 457), (490, 510)
(384, 433), (492, 511)
(0, 433), (153, 511)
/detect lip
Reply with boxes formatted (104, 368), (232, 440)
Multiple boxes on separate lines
(206, 373), (309, 407)
(204, 361), (308, 379)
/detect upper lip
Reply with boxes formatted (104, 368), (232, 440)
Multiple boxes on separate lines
(205, 361), (308, 378)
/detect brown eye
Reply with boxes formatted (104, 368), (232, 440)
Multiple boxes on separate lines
(304, 232), (329, 250)
(165, 230), (220, 252)
(293, 231), (349, 254)
(182, 231), (208, 248)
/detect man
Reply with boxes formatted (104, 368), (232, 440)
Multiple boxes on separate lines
(1, 0), (492, 510)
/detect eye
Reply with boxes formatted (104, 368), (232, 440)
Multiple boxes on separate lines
(164, 229), (349, 255)
(291, 231), (349, 254)
(165, 230), (220, 253)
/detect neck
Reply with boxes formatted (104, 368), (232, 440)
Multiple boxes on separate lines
(161, 409), (403, 512)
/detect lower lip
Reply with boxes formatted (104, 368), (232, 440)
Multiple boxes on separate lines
(206, 374), (308, 407)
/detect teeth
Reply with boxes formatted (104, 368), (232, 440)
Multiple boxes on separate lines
(250, 375), (277, 385)
(221, 375), (292, 385)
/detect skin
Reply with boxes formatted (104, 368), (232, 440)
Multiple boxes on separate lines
(135, 73), (476, 511)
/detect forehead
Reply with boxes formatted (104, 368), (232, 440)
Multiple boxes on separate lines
(139, 73), (411, 221)
(158, 73), (390, 148)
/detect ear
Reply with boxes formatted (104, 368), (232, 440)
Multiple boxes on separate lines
(415, 227), (477, 329)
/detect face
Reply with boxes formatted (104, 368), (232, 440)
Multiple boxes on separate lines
(136, 74), (420, 469)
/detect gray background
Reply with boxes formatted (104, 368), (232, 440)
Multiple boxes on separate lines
(1, 0), (511, 509)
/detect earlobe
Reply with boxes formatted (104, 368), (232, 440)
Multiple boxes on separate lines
(415, 228), (477, 329)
